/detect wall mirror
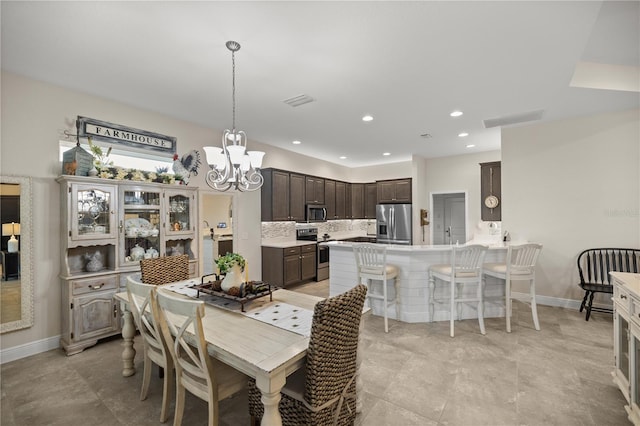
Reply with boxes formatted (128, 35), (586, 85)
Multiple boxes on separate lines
(0, 175), (34, 333)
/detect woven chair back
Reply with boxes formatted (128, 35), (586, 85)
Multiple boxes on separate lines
(304, 284), (367, 424)
(140, 254), (189, 285)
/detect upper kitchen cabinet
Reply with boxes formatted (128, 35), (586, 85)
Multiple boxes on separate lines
(261, 169), (305, 221)
(364, 183), (377, 218)
(377, 178), (412, 203)
(305, 176), (325, 204)
(480, 161), (501, 221)
(351, 183), (364, 219)
(325, 179), (336, 219)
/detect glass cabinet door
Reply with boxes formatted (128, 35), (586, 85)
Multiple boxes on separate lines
(165, 190), (194, 235)
(120, 187), (161, 266)
(70, 184), (116, 241)
(619, 314), (631, 385)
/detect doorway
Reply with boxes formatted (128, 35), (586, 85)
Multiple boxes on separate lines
(199, 191), (235, 275)
(431, 192), (467, 245)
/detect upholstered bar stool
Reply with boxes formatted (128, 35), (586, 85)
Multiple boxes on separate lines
(428, 244), (488, 338)
(353, 243), (399, 333)
(483, 243), (543, 332)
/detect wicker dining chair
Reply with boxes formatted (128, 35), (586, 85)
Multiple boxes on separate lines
(140, 254), (189, 285)
(248, 284), (368, 426)
(126, 277), (173, 422)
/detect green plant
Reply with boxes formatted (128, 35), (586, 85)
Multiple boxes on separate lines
(215, 252), (245, 274)
(88, 136), (113, 170)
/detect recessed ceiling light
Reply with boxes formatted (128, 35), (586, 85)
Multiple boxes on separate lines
(292, 140), (301, 145)
(362, 115), (374, 122)
(458, 132), (469, 137)
(450, 110), (463, 117)
(466, 144), (476, 148)
(383, 152), (391, 156)
(339, 156), (347, 160)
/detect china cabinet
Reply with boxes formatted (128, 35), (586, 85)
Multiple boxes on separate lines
(612, 272), (640, 425)
(57, 176), (198, 355)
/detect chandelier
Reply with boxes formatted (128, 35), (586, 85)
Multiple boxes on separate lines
(204, 41), (265, 192)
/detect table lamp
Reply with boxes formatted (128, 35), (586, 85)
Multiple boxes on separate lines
(2, 222), (20, 253)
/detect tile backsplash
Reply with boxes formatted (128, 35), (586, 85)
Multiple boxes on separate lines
(261, 219), (375, 240)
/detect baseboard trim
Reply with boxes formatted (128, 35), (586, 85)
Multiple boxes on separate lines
(511, 292), (611, 311)
(0, 335), (61, 364)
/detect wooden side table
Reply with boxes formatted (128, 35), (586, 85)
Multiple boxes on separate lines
(1, 251), (20, 280)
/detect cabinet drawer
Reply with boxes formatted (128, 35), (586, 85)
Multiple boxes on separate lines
(284, 247), (301, 256)
(614, 284), (632, 314)
(72, 275), (118, 296)
(301, 244), (316, 254)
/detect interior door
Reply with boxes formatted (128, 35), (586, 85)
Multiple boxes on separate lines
(444, 197), (466, 244)
(432, 193), (466, 244)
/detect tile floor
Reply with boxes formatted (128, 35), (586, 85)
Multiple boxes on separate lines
(1, 280), (628, 425)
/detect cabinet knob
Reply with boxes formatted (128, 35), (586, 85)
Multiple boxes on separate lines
(621, 294), (627, 300)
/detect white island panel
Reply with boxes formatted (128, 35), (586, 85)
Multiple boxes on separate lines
(328, 242), (508, 323)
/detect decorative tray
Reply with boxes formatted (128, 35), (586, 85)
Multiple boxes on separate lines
(191, 274), (275, 312)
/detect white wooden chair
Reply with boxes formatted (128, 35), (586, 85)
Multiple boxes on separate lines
(153, 289), (247, 426)
(126, 276), (173, 422)
(353, 243), (399, 332)
(483, 243), (543, 332)
(428, 244), (488, 337)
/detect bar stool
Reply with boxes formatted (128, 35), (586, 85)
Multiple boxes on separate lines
(483, 243), (543, 332)
(428, 244), (488, 338)
(353, 243), (399, 333)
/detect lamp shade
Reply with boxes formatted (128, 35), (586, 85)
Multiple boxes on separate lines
(2, 222), (19, 236)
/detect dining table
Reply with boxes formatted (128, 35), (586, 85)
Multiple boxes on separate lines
(114, 277), (367, 426)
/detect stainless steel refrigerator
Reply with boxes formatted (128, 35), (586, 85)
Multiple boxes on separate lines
(376, 204), (412, 245)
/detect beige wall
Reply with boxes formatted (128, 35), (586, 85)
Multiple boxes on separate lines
(2, 69), (638, 356)
(417, 150), (502, 244)
(501, 108), (640, 303)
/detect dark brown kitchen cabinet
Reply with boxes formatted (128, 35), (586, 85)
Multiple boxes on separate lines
(351, 183), (364, 219)
(377, 178), (412, 203)
(335, 181), (347, 219)
(305, 176), (325, 204)
(325, 179), (336, 219)
(289, 173), (306, 221)
(261, 169), (306, 221)
(218, 239), (233, 256)
(364, 183), (377, 218)
(262, 244), (316, 287)
(344, 183), (352, 219)
(480, 161), (501, 221)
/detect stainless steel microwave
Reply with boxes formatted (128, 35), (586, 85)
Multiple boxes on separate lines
(306, 204), (327, 222)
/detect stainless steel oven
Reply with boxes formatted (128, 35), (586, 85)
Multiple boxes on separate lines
(296, 227), (330, 281)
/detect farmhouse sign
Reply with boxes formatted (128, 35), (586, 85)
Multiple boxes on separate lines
(77, 116), (177, 155)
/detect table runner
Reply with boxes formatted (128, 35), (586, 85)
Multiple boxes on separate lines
(162, 279), (313, 337)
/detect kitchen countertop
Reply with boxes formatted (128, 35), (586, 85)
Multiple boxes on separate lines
(262, 231), (376, 248)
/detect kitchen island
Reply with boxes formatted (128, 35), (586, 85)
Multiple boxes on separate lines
(326, 241), (510, 323)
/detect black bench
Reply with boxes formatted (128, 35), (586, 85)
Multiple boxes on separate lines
(578, 248), (640, 320)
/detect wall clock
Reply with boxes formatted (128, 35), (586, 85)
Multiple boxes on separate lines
(484, 167), (500, 209)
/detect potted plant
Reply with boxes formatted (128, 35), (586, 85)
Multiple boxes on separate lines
(216, 253), (246, 292)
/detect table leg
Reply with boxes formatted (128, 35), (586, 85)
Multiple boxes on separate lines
(256, 370), (285, 426)
(121, 307), (136, 377)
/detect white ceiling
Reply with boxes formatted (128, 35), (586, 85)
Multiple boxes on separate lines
(2, 1), (638, 167)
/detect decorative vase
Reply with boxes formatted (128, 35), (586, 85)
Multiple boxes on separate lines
(88, 165), (98, 177)
(221, 263), (243, 292)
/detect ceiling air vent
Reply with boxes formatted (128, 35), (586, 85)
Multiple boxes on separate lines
(283, 94), (315, 107)
(483, 109), (544, 128)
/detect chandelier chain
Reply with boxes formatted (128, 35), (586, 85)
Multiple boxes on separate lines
(231, 49), (236, 132)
